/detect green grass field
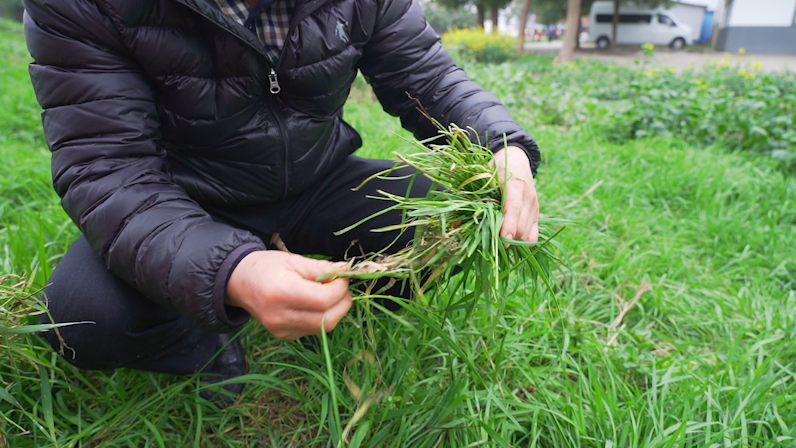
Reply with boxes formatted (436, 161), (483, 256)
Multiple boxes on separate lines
(1, 18), (795, 447)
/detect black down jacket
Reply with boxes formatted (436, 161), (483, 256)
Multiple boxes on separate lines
(23, 0), (540, 333)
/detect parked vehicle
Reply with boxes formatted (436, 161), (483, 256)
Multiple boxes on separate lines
(587, 1), (693, 49)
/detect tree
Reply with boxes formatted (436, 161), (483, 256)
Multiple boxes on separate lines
(532, 0), (595, 25)
(479, 0), (513, 32)
(436, 0), (512, 32)
(424, 2), (477, 34)
(557, 0), (582, 61)
(0, 0), (24, 22)
(515, 0), (532, 54)
(610, 0), (620, 50)
(477, 4), (486, 28)
(530, 0), (595, 59)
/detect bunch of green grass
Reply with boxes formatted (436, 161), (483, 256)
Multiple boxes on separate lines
(333, 124), (565, 325)
(308, 124), (567, 445)
(0, 274), (85, 445)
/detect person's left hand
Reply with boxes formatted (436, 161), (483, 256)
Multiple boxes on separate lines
(492, 145), (539, 245)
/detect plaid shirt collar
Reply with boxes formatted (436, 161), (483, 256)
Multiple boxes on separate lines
(214, 0), (294, 64)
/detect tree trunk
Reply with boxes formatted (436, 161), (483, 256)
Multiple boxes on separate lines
(477, 4), (485, 29)
(611, 0), (619, 51)
(490, 3), (500, 33)
(516, 0), (532, 54)
(557, 0), (582, 61)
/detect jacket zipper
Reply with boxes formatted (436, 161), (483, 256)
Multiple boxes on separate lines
(172, 0), (330, 198)
(267, 0), (329, 197)
(268, 68), (281, 94)
(270, 0), (330, 87)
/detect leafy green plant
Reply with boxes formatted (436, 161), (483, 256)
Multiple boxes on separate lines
(458, 55), (796, 162)
(441, 28), (515, 64)
(640, 42), (655, 57)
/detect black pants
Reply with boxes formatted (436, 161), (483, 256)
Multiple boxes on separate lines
(41, 156), (431, 375)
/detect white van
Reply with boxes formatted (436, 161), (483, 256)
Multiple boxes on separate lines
(587, 1), (693, 49)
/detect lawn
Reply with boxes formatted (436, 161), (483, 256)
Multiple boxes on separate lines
(1, 17), (795, 447)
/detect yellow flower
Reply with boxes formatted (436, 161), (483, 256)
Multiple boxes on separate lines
(738, 47), (746, 55)
(751, 62), (763, 71)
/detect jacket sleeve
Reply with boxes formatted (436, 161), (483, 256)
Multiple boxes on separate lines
(357, 0), (541, 175)
(23, 0), (265, 333)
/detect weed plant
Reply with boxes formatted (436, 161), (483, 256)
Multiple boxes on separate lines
(333, 124), (563, 319)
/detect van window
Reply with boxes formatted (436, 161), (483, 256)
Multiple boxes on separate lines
(596, 14), (653, 24)
(657, 14), (674, 26)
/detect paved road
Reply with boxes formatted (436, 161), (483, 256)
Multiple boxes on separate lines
(523, 41), (796, 73)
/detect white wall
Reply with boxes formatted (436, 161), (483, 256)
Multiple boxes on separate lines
(727, 0), (796, 27)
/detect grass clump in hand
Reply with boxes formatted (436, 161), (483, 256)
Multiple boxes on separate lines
(332, 123), (565, 327)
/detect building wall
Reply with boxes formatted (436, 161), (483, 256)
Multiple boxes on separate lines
(717, 0), (796, 54)
(717, 25), (796, 54)
(669, 4), (706, 41)
(726, 0), (796, 27)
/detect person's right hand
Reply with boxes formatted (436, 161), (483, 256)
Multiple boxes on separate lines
(225, 251), (352, 341)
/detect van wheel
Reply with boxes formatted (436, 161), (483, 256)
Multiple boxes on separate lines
(596, 36), (610, 50)
(670, 37), (686, 50)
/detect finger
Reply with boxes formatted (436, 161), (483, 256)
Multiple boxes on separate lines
(530, 199), (540, 242)
(279, 293), (353, 339)
(500, 181), (523, 249)
(516, 189), (532, 242)
(523, 192), (540, 243)
(278, 272), (351, 312)
(314, 261), (351, 284)
(273, 309), (326, 340)
(500, 180), (523, 243)
(280, 255), (351, 309)
(320, 292), (353, 332)
(288, 255), (346, 282)
(523, 211), (534, 242)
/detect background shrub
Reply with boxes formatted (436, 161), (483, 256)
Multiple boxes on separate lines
(441, 28), (515, 64)
(0, 0), (23, 22)
(423, 3), (476, 34)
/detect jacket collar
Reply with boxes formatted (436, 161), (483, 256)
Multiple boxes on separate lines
(171, 0), (330, 64)
(171, 0), (272, 60)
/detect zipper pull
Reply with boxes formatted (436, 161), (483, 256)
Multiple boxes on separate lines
(268, 68), (281, 94)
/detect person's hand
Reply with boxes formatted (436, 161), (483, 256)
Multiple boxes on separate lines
(225, 251), (352, 341)
(492, 145), (540, 245)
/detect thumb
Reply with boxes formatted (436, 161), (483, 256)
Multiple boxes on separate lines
(288, 255), (349, 283)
